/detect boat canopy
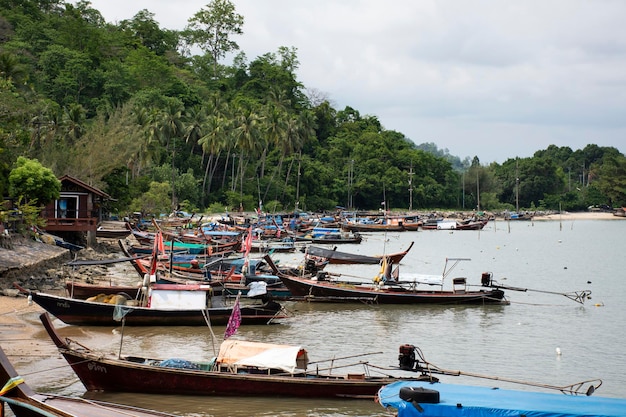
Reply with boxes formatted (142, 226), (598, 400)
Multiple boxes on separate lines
(400, 274), (443, 286)
(216, 340), (309, 374)
(148, 284), (213, 310)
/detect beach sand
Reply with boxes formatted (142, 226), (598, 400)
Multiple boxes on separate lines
(532, 211), (619, 221)
(0, 294), (56, 367)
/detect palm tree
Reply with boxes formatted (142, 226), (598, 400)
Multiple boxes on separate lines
(0, 52), (26, 84)
(233, 104), (262, 209)
(282, 111), (317, 199)
(198, 113), (232, 199)
(159, 101), (184, 211)
(61, 103), (86, 145)
(183, 105), (208, 157)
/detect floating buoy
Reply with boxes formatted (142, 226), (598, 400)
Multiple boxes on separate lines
(556, 347), (562, 356)
(594, 303), (604, 307)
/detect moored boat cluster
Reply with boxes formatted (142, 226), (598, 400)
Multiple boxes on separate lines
(2, 209), (620, 417)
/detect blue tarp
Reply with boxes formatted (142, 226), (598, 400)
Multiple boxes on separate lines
(159, 358), (200, 370)
(378, 381), (626, 417)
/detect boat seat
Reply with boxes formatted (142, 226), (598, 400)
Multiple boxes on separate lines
(452, 277), (467, 293)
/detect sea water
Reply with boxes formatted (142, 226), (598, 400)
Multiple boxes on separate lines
(13, 219), (626, 416)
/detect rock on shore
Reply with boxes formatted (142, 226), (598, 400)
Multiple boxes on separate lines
(0, 235), (71, 289)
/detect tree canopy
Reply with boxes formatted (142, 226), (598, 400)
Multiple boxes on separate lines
(1, 0), (625, 215)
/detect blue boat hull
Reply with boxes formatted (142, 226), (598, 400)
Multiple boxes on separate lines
(378, 381), (626, 417)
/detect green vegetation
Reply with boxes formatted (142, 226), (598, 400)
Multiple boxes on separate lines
(1, 0), (625, 216)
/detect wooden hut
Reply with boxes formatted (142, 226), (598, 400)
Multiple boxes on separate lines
(41, 175), (111, 246)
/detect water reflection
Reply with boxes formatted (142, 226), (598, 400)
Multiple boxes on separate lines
(84, 392), (387, 417)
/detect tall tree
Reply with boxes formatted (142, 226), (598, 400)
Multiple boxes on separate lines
(184, 0), (244, 79)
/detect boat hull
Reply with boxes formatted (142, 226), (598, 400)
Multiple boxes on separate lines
(26, 291), (283, 326)
(306, 242), (413, 265)
(378, 380), (626, 417)
(276, 274), (506, 304)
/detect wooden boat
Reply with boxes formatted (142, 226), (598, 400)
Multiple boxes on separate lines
(453, 219), (488, 230)
(39, 313), (434, 399)
(0, 345), (177, 417)
(15, 283), (285, 326)
(341, 221), (405, 233)
(96, 221), (132, 239)
(295, 227), (363, 244)
(266, 256), (507, 305)
(504, 211), (534, 221)
(305, 241), (414, 265)
(65, 280), (143, 300)
(250, 238), (297, 253)
(613, 207), (626, 217)
(309, 232), (362, 244)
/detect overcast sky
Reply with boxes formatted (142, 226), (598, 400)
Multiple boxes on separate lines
(85, 0), (626, 164)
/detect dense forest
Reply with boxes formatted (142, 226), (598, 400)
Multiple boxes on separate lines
(1, 0), (625, 218)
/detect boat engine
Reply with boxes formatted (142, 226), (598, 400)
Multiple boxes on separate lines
(481, 272), (493, 287)
(398, 344), (419, 371)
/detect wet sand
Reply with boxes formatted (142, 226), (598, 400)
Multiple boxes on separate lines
(0, 294), (53, 364)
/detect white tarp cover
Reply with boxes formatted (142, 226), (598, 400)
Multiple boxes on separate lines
(217, 339), (309, 374)
(401, 274), (443, 285)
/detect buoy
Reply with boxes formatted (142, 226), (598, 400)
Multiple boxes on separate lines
(594, 303), (604, 307)
(556, 347), (562, 356)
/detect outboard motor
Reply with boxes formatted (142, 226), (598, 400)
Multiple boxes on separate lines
(398, 344), (418, 371)
(481, 272), (493, 287)
(305, 258), (319, 274)
(315, 271), (328, 281)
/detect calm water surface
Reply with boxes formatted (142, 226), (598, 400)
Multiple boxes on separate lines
(12, 219), (626, 416)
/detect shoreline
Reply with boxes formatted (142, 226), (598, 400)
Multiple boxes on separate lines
(523, 211), (620, 221)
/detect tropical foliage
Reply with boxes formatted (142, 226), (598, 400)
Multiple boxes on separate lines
(1, 0), (625, 216)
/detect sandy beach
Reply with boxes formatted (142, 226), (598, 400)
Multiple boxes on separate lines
(0, 293), (54, 365)
(531, 211), (620, 221)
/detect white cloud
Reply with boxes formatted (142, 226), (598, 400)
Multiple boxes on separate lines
(87, 0), (626, 163)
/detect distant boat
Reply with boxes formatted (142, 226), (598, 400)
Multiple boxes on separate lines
(305, 242), (414, 265)
(504, 211), (534, 221)
(296, 227), (363, 244)
(454, 219), (489, 230)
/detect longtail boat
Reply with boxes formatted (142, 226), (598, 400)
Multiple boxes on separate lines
(39, 313), (435, 399)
